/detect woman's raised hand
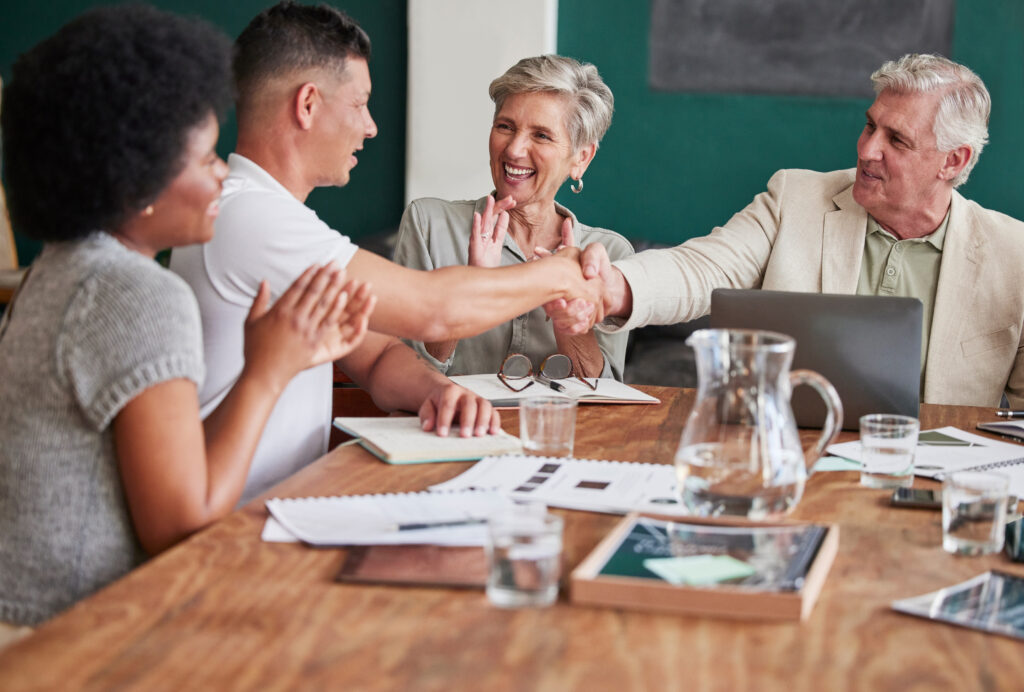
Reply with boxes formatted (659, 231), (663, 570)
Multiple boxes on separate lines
(243, 262), (375, 391)
(468, 194), (515, 267)
(533, 215), (575, 258)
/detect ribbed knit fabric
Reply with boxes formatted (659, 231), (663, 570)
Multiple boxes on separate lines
(0, 232), (205, 625)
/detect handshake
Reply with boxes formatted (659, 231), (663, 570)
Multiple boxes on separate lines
(467, 193), (630, 337)
(539, 243), (630, 336)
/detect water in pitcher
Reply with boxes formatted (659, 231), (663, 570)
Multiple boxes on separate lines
(675, 441), (806, 520)
(676, 329), (842, 520)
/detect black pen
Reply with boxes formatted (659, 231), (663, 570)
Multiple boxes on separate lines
(996, 410), (1024, 419)
(396, 518), (487, 532)
(534, 374), (567, 393)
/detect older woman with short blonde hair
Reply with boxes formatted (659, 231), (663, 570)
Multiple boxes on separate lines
(394, 55), (633, 381)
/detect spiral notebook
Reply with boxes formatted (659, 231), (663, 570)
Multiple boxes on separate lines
(827, 426), (1024, 496)
(264, 489), (517, 546)
(429, 455), (688, 516)
(977, 420), (1024, 444)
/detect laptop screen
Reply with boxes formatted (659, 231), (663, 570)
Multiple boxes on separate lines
(709, 289), (922, 430)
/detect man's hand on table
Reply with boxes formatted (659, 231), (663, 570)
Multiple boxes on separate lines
(419, 383), (501, 438)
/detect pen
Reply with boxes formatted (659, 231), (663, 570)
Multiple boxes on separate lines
(996, 410), (1024, 418)
(395, 518), (487, 532)
(534, 374), (567, 393)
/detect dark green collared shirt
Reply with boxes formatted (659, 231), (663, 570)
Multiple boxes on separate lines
(856, 213), (949, 391)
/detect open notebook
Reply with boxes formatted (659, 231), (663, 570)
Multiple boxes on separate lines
(448, 374), (660, 407)
(332, 416), (522, 464)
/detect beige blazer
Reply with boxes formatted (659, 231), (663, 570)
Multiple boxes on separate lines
(612, 168), (1024, 407)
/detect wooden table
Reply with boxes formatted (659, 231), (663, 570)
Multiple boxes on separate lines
(3, 387), (1022, 690)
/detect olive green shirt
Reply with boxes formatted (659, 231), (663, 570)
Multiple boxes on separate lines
(856, 213), (949, 390)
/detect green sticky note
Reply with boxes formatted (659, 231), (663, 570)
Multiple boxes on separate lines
(643, 555), (756, 585)
(812, 456), (862, 473)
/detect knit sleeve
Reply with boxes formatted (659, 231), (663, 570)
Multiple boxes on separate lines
(57, 263), (206, 431)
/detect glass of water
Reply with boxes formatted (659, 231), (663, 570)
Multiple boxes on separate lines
(859, 414), (919, 488)
(486, 505), (563, 608)
(519, 396), (577, 458)
(943, 471), (1010, 556)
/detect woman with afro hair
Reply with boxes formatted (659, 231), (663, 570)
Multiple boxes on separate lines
(0, 4), (374, 627)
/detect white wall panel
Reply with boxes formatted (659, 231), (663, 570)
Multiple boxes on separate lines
(406, 0), (557, 204)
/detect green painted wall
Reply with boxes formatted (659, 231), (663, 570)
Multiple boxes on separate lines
(0, 0), (407, 264)
(555, 0), (1024, 246)
(4, 0), (1023, 263)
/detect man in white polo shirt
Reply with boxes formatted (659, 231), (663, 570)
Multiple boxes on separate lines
(171, 2), (601, 503)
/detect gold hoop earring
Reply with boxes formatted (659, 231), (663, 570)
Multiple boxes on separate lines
(570, 177), (583, 194)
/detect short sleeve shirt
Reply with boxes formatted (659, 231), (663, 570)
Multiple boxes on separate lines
(0, 233), (204, 625)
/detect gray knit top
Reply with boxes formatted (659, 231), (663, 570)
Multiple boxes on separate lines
(0, 233), (205, 625)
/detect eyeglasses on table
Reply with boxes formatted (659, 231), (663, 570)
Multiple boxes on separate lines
(497, 353), (598, 392)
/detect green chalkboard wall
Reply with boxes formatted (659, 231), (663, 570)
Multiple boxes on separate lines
(3, 0), (1023, 263)
(0, 0), (407, 264)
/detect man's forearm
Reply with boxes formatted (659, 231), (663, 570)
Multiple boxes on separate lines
(349, 338), (449, 413)
(348, 249), (595, 343)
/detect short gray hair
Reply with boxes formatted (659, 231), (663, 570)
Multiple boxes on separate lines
(871, 53), (990, 187)
(488, 55), (614, 153)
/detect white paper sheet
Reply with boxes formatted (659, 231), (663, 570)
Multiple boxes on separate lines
(429, 455), (687, 516)
(264, 489), (516, 546)
(828, 426), (1024, 495)
(447, 374), (660, 405)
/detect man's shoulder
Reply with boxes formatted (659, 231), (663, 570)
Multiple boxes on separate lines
(768, 168), (855, 194)
(220, 183), (321, 228)
(212, 179), (341, 258)
(958, 193), (1024, 235)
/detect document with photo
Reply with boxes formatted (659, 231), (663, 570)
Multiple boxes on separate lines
(429, 455), (686, 515)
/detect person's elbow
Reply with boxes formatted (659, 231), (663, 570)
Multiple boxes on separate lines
(132, 503), (214, 556)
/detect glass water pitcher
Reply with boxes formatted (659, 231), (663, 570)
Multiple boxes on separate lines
(675, 329), (843, 519)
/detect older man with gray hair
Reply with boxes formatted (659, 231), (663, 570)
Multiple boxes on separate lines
(558, 53), (1024, 408)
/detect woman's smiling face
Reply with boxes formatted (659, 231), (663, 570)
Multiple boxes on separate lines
(488, 91), (585, 211)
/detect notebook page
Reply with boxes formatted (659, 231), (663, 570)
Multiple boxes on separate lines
(265, 489), (516, 546)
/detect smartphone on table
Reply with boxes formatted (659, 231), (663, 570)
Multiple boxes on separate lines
(890, 487), (942, 509)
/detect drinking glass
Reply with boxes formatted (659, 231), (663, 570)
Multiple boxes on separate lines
(943, 471), (1010, 556)
(859, 414), (919, 488)
(486, 505), (563, 608)
(519, 396), (576, 458)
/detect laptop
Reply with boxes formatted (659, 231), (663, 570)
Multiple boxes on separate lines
(709, 289), (922, 430)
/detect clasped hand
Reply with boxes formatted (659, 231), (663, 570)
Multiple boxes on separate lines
(532, 221), (608, 336)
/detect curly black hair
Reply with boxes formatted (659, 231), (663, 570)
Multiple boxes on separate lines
(234, 1), (371, 118)
(1, 4), (232, 242)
